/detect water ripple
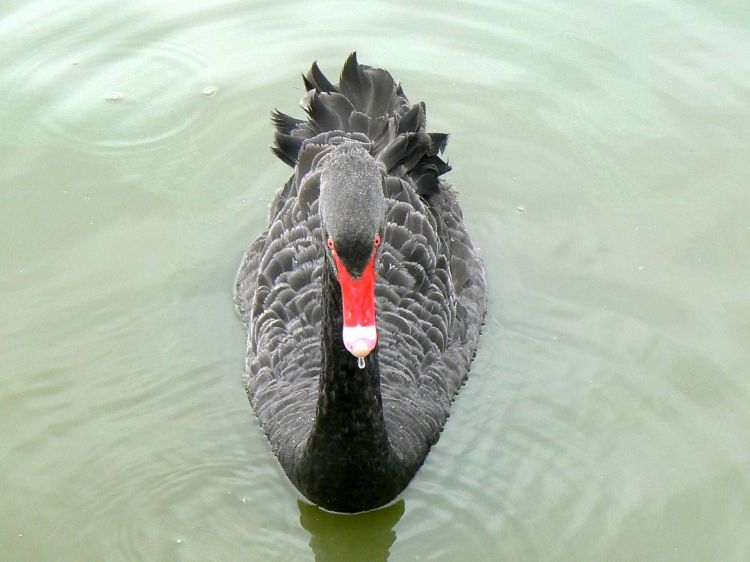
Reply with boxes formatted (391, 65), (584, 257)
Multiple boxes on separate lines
(1, 4), (215, 153)
(18, 42), (209, 150)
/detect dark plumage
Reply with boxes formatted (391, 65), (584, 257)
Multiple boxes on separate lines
(235, 53), (487, 513)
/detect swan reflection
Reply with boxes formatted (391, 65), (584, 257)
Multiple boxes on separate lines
(298, 499), (405, 562)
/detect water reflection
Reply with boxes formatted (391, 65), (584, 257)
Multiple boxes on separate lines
(298, 499), (405, 562)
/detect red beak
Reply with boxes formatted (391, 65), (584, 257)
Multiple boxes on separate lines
(333, 252), (377, 358)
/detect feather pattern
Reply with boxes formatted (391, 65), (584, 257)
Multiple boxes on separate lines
(235, 53), (486, 512)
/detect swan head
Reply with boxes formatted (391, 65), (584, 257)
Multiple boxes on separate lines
(319, 142), (385, 361)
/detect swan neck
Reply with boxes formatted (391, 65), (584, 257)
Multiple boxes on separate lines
(314, 260), (388, 445)
(293, 259), (401, 511)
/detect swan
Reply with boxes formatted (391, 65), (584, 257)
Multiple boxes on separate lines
(235, 53), (487, 513)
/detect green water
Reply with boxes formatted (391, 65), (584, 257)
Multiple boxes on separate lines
(2, 1), (749, 560)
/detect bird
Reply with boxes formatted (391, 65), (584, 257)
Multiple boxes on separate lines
(235, 53), (487, 513)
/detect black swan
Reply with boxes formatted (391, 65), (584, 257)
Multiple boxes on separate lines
(235, 53), (487, 513)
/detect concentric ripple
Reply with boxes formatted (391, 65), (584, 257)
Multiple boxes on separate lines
(0, 1), (216, 153)
(31, 42), (209, 150)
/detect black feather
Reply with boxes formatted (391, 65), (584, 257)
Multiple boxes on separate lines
(271, 109), (303, 135)
(272, 132), (304, 167)
(428, 132), (449, 154)
(306, 92), (354, 132)
(305, 61), (337, 93)
(301, 72), (315, 93)
(397, 103), (425, 135)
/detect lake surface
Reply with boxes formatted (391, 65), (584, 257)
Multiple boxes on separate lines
(2, 1), (749, 560)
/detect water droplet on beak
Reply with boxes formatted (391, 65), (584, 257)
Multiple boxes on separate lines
(357, 356), (366, 369)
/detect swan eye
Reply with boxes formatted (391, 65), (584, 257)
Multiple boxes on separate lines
(327, 237), (335, 251)
(374, 234), (381, 247)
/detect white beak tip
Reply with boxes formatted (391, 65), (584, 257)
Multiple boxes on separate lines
(350, 340), (373, 358)
(343, 325), (377, 358)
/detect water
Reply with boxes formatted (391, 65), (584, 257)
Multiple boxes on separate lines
(1, 1), (749, 560)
